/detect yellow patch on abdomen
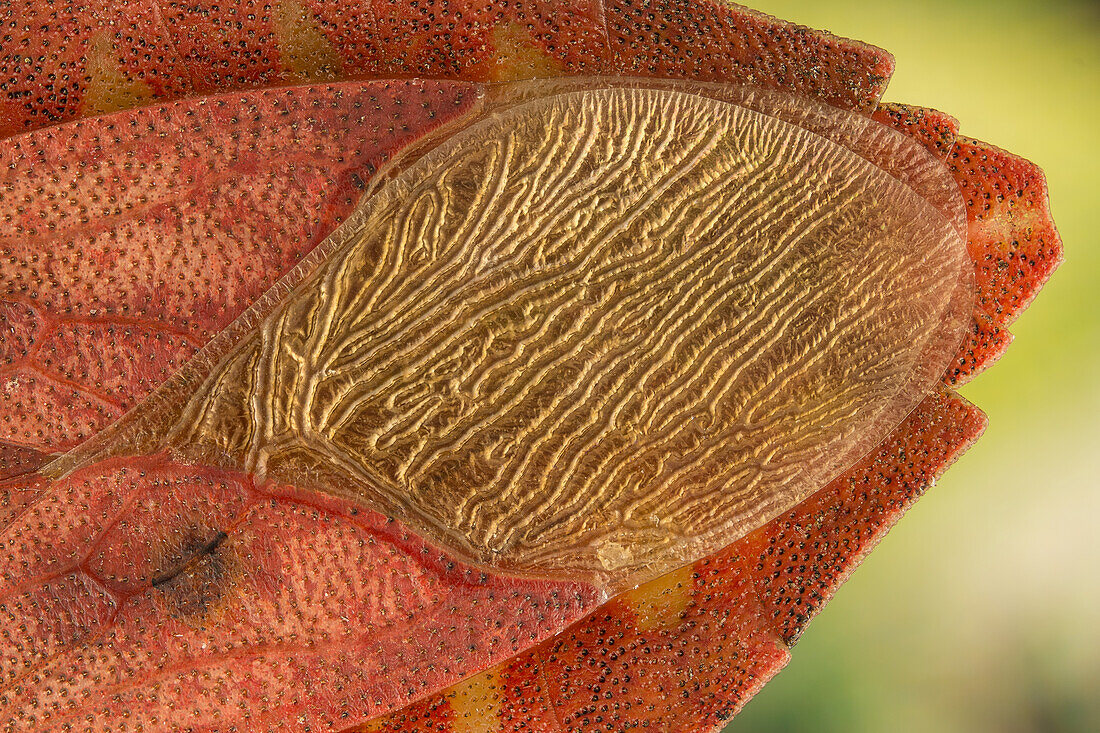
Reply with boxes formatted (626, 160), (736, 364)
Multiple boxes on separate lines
(449, 670), (502, 733)
(83, 32), (153, 117)
(274, 0), (343, 82)
(489, 23), (562, 82)
(626, 564), (696, 632)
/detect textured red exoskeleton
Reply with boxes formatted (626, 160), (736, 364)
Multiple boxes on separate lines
(0, 2), (1061, 731)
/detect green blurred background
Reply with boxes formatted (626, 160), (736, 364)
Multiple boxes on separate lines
(726, 1), (1100, 732)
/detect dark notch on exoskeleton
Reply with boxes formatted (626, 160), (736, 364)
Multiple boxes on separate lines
(151, 530), (229, 588)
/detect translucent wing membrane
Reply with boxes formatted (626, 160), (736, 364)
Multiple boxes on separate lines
(58, 81), (970, 588)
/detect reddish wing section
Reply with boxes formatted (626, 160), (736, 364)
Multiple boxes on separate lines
(0, 456), (601, 731)
(0, 0), (892, 140)
(0, 445), (48, 483)
(0, 81), (477, 474)
(872, 102), (959, 161)
(943, 138), (1063, 384)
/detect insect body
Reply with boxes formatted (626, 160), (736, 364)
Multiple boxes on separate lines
(0, 2), (1061, 731)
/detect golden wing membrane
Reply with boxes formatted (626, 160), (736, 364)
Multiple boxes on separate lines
(55, 80), (971, 592)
